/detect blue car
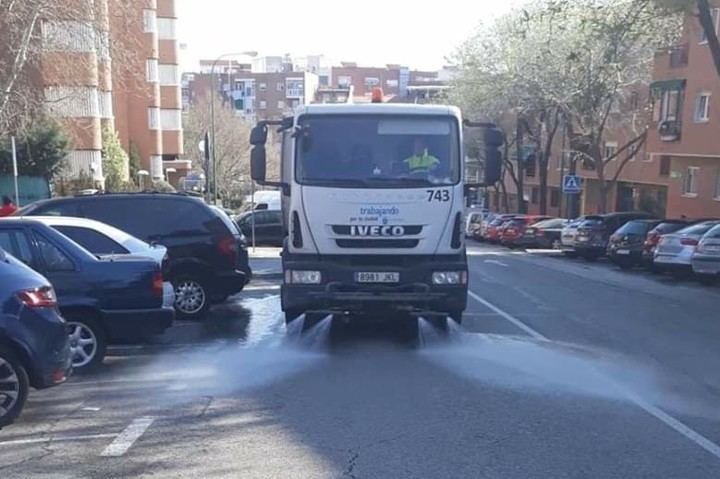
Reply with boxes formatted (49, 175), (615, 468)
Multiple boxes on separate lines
(0, 219), (174, 370)
(0, 247), (72, 428)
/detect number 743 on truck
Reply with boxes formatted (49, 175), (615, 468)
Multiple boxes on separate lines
(249, 98), (503, 331)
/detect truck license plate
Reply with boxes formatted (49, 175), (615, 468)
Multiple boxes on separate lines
(355, 272), (400, 283)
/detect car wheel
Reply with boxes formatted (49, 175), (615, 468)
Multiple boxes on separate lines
(66, 315), (107, 371)
(173, 275), (210, 320)
(0, 346), (29, 429)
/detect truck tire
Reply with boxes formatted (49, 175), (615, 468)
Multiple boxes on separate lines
(173, 274), (210, 320)
(0, 346), (29, 429)
(65, 314), (107, 371)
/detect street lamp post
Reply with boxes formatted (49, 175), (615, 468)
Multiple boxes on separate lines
(209, 51), (257, 205)
(137, 170), (149, 191)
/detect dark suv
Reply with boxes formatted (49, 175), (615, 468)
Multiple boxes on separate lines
(18, 193), (251, 320)
(574, 212), (657, 261)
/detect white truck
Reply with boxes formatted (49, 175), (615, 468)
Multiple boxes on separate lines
(249, 101), (502, 330)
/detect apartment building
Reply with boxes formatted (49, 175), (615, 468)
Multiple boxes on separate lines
(331, 63), (407, 100)
(646, 4), (720, 218)
(41, 0), (186, 185)
(184, 68), (319, 121)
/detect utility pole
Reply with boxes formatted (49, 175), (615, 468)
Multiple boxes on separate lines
(11, 136), (19, 207)
(516, 116), (526, 214)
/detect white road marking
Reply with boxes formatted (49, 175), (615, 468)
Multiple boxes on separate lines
(0, 433), (116, 447)
(81, 407), (101, 412)
(243, 284), (281, 291)
(100, 416), (155, 457)
(483, 259), (509, 268)
(468, 290), (720, 461)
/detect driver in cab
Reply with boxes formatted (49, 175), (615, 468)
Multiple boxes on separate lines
(404, 137), (443, 181)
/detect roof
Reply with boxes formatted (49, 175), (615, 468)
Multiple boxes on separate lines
(297, 103), (460, 118)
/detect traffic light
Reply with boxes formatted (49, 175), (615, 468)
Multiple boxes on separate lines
(483, 126), (504, 186)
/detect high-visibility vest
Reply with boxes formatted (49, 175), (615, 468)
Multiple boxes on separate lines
(404, 150), (439, 173)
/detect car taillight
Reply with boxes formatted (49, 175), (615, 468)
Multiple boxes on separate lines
(681, 238), (699, 246)
(17, 286), (57, 308)
(152, 271), (164, 297)
(218, 236), (238, 264)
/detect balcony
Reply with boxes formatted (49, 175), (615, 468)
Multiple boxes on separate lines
(658, 119), (682, 142)
(286, 88), (304, 99)
(668, 44), (689, 68)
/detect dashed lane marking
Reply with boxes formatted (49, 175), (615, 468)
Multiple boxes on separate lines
(100, 416), (155, 457)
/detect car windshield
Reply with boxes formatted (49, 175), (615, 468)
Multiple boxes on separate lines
(533, 218), (566, 229)
(704, 225), (720, 239)
(615, 221), (654, 235)
(654, 222), (689, 234)
(296, 115), (460, 187)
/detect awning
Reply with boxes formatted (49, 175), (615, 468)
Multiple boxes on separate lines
(649, 79), (686, 90)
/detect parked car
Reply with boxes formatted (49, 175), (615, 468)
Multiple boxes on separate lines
(557, 216), (589, 257)
(517, 218), (569, 249)
(235, 209), (284, 246)
(691, 224), (720, 284)
(607, 219), (662, 269)
(0, 247), (71, 428)
(499, 215), (553, 248)
(654, 221), (720, 277)
(641, 219), (693, 267)
(485, 215), (518, 243)
(29, 216), (175, 307)
(465, 211), (485, 238)
(0, 219), (173, 369)
(18, 193), (251, 320)
(574, 212), (657, 261)
(474, 213), (498, 241)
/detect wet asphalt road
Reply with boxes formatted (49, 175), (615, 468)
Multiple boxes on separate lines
(1, 244), (720, 478)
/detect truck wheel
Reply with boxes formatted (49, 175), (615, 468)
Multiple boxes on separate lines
(0, 346), (29, 429)
(173, 274), (210, 320)
(65, 315), (107, 371)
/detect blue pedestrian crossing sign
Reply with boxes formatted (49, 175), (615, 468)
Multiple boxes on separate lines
(563, 175), (583, 194)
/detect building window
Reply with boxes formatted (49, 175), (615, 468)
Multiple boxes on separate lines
(700, 8), (720, 43)
(338, 75), (352, 87)
(160, 109), (182, 130)
(364, 77), (380, 91)
(159, 64), (180, 85)
(277, 82), (284, 91)
(550, 188), (560, 208)
(683, 167), (699, 196)
(259, 83), (267, 91)
(45, 86), (100, 118)
(659, 156), (671, 176)
(604, 142), (618, 161)
(143, 9), (157, 33)
(148, 107), (160, 130)
(259, 100), (267, 109)
(277, 100), (285, 109)
(156, 18), (177, 40)
(146, 58), (159, 82)
(715, 169), (720, 199)
(694, 92), (711, 122)
(530, 187), (539, 205)
(629, 91), (639, 110)
(386, 79), (399, 88)
(652, 88), (683, 122)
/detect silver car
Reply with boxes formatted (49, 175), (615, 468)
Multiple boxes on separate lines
(691, 224), (720, 284)
(558, 216), (588, 257)
(654, 221), (720, 276)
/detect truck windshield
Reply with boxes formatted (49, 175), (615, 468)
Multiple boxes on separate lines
(295, 115), (460, 188)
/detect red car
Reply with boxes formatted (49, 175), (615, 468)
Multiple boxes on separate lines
(485, 215), (518, 243)
(500, 215), (553, 248)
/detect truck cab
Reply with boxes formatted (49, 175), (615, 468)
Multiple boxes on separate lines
(250, 102), (501, 329)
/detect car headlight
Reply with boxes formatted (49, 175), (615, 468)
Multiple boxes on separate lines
(286, 270), (322, 284)
(432, 271), (467, 285)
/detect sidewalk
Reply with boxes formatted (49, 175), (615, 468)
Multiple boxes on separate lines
(248, 247), (282, 278)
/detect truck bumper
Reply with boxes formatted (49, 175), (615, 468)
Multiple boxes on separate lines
(281, 254), (468, 317)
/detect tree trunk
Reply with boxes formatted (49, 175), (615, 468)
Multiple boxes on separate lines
(698, 0), (720, 78)
(539, 152), (549, 215)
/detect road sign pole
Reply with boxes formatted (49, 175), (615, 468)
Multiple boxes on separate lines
(11, 136), (19, 207)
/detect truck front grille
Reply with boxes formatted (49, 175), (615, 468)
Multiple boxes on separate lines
(335, 239), (419, 249)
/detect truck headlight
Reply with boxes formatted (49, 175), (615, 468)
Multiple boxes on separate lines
(432, 271), (467, 285)
(286, 270), (322, 284)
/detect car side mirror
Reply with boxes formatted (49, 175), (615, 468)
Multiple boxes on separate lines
(251, 146), (267, 183)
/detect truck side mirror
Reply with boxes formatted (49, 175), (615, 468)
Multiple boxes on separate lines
(250, 124), (268, 146)
(251, 146), (267, 182)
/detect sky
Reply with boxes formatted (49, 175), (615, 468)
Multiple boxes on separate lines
(176, 0), (529, 72)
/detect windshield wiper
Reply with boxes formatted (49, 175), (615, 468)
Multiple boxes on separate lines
(306, 178), (369, 187)
(362, 177), (436, 187)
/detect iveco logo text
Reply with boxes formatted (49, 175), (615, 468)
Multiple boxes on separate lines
(350, 225), (406, 237)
